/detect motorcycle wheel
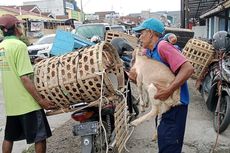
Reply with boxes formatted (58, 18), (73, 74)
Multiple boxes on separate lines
(93, 121), (108, 153)
(201, 87), (209, 103)
(213, 95), (230, 133)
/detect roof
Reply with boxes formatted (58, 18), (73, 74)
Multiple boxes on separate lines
(188, 0), (225, 19)
(0, 6), (55, 21)
(200, 0), (230, 18)
(18, 5), (37, 11)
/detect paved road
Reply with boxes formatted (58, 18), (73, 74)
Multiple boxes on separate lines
(124, 80), (230, 153)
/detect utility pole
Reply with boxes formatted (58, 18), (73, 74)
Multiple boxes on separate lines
(181, 0), (189, 28)
(80, 0), (84, 23)
(185, 0), (189, 28)
(181, 0), (185, 28)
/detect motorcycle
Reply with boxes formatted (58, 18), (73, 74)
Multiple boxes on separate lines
(71, 38), (139, 153)
(72, 102), (116, 153)
(199, 31), (230, 133)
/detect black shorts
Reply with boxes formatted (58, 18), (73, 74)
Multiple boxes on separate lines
(4, 109), (52, 144)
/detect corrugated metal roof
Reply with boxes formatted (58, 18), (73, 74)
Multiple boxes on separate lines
(188, 0), (225, 19)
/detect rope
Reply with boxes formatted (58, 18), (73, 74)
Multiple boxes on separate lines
(73, 50), (85, 101)
(44, 58), (66, 112)
(55, 59), (70, 112)
(95, 70), (109, 153)
(123, 126), (135, 152)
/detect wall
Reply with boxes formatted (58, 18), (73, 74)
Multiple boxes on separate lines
(192, 26), (207, 39)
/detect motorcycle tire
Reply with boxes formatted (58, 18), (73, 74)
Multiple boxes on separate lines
(213, 94), (230, 133)
(93, 121), (108, 153)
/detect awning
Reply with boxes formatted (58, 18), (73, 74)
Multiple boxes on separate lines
(200, 0), (230, 18)
(187, 0), (226, 19)
(17, 15), (57, 22)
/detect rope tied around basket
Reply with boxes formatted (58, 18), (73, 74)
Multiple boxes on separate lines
(53, 58), (70, 112)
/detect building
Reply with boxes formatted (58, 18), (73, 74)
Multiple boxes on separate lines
(200, 0), (230, 39)
(23, 0), (83, 21)
(23, 0), (65, 16)
(185, 0), (229, 39)
(129, 10), (180, 27)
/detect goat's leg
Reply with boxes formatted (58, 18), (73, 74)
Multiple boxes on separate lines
(136, 75), (145, 112)
(152, 114), (162, 141)
(131, 83), (159, 126)
(131, 104), (158, 126)
(152, 117), (158, 141)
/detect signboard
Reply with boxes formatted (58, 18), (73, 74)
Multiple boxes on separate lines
(65, 2), (74, 10)
(30, 21), (43, 32)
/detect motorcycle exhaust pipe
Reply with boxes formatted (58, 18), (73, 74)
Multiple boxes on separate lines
(108, 139), (116, 151)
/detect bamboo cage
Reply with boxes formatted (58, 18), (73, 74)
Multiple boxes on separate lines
(34, 42), (124, 110)
(182, 39), (215, 79)
(105, 31), (138, 49)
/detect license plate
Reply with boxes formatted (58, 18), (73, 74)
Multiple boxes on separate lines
(73, 121), (98, 136)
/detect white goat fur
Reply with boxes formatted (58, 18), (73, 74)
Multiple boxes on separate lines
(131, 47), (181, 135)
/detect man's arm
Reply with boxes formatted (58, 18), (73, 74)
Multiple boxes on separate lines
(154, 61), (194, 100)
(20, 75), (56, 110)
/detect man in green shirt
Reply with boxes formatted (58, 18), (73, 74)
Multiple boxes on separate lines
(0, 14), (56, 153)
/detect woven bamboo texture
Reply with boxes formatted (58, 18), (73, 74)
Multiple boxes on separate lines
(34, 42), (124, 109)
(114, 97), (129, 153)
(182, 39), (215, 79)
(105, 31), (138, 49)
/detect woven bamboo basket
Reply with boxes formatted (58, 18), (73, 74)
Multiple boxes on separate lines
(105, 31), (138, 49)
(34, 42), (124, 109)
(114, 98), (129, 153)
(182, 39), (215, 79)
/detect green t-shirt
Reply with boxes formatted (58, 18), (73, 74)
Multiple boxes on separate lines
(0, 36), (41, 116)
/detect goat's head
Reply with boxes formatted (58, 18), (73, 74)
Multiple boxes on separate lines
(134, 47), (146, 57)
(131, 47), (146, 65)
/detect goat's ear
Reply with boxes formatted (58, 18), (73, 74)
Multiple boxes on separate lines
(132, 50), (136, 56)
(135, 48), (140, 55)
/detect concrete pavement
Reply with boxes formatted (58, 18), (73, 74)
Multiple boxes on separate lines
(124, 80), (230, 153)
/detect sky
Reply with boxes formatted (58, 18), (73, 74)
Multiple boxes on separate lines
(0, 0), (181, 15)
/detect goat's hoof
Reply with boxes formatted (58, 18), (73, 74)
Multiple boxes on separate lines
(140, 107), (145, 113)
(152, 133), (158, 142)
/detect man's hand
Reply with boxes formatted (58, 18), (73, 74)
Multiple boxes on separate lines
(154, 83), (173, 101)
(38, 99), (56, 110)
(127, 68), (137, 84)
(34, 57), (46, 64)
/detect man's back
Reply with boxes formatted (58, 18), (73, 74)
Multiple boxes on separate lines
(0, 37), (41, 116)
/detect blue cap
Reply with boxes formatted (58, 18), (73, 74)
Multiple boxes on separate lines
(133, 18), (165, 34)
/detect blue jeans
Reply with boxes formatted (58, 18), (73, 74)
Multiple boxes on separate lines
(157, 105), (188, 153)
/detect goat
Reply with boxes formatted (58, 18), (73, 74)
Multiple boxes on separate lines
(130, 47), (181, 140)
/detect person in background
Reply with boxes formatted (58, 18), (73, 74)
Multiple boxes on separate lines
(0, 14), (56, 153)
(163, 33), (181, 51)
(129, 18), (194, 153)
(70, 24), (76, 34)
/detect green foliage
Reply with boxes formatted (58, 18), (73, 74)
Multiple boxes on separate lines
(19, 35), (30, 46)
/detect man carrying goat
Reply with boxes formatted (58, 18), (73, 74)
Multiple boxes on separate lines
(128, 18), (194, 153)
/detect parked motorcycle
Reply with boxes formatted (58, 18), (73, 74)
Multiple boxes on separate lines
(199, 31), (230, 133)
(71, 38), (139, 153)
(72, 102), (116, 153)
